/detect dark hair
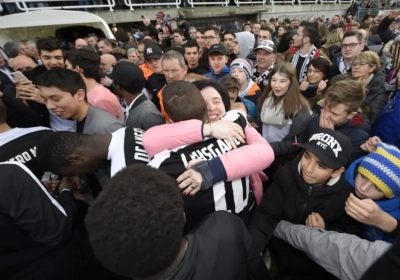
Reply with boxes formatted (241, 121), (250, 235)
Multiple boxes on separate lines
(87, 33), (98, 39)
(299, 21), (319, 44)
(308, 57), (330, 79)
(370, 25), (378, 35)
(162, 81), (208, 122)
(0, 98), (6, 124)
(137, 38), (154, 48)
(36, 131), (89, 175)
(184, 40), (199, 51)
(3, 41), (19, 58)
(193, 79), (231, 112)
(342, 30), (363, 43)
(85, 164), (184, 278)
(221, 76), (240, 93)
(114, 76), (145, 95)
(204, 26), (220, 37)
(196, 27), (204, 34)
(224, 30), (237, 39)
(260, 25), (274, 35)
(65, 49), (101, 79)
(173, 28), (184, 36)
(36, 37), (62, 56)
(115, 31), (129, 43)
(98, 38), (112, 47)
(35, 67), (87, 101)
(276, 31), (294, 53)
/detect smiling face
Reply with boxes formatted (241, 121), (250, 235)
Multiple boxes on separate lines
(354, 173), (385, 200)
(40, 86), (85, 119)
(270, 72), (290, 97)
(306, 64), (324, 84)
(256, 49), (275, 71)
(200, 86), (226, 122)
(341, 35), (363, 60)
(209, 54), (228, 74)
(40, 50), (64, 70)
(300, 150), (341, 185)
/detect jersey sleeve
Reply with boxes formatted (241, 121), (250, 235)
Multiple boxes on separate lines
(0, 162), (76, 247)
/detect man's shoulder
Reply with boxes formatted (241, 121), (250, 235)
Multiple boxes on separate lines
(89, 106), (123, 125)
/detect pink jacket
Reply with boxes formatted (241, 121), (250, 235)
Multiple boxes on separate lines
(143, 120), (275, 204)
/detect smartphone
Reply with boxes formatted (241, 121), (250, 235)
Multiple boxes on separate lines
(11, 71), (29, 83)
(158, 28), (164, 33)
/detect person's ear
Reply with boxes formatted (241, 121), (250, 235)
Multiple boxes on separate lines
(183, 65), (188, 74)
(348, 111), (358, 120)
(331, 167), (345, 178)
(224, 56), (228, 64)
(75, 89), (86, 101)
(66, 154), (84, 163)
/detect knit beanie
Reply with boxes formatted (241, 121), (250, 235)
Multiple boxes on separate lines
(230, 58), (254, 79)
(358, 143), (400, 198)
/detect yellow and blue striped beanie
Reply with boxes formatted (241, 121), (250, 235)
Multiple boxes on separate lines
(358, 143), (400, 198)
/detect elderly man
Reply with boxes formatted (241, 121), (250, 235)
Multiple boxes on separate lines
(12, 55), (38, 72)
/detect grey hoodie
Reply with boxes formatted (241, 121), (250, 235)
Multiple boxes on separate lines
(235, 31), (255, 58)
(274, 221), (391, 280)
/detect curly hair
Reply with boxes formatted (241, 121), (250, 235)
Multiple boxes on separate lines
(36, 131), (88, 175)
(85, 164), (184, 278)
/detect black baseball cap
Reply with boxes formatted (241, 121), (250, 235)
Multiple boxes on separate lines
(299, 128), (352, 169)
(176, 14), (185, 21)
(208, 43), (228, 56)
(112, 61), (145, 87)
(144, 43), (164, 60)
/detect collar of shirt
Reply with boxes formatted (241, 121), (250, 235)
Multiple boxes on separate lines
(124, 93), (144, 123)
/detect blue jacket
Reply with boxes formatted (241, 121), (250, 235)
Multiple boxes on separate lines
(373, 91), (400, 149)
(345, 157), (400, 243)
(241, 98), (257, 119)
(204, 66), (231, 83)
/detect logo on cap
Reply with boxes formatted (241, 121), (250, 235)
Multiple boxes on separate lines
(146, 48), (153, 54)
(309, 133), (342, 157)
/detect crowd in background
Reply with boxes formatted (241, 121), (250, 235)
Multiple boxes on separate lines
(1, 5), (400, 280)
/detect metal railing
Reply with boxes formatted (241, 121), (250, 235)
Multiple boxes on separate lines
(234, 0), (267, 6)
(187, 0), (229, 8)
(124, 0), (180, 10)
(13, 0), (115, 12)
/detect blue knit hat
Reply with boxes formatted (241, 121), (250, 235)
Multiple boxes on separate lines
(358, 143), (400, 198)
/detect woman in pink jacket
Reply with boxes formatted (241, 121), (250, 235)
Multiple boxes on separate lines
(143, 80), (275, 205)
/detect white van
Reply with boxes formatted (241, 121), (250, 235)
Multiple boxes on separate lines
(0, 10), (115, 48)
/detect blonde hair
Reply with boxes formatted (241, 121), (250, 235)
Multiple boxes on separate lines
(354, 51), (381, 69)
(326, 29), (343, 45)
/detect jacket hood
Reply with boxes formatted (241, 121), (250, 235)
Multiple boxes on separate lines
(210, 65), (230, 76)
(235, 31), (255, 58)
(367, 71), (386, 95)
(383, 40), (394, 57)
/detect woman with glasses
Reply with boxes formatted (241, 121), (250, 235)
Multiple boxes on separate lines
(299, 57), (330, 109)
(351, 51), (387, 125)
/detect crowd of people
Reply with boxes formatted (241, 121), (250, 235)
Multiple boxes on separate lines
(1, 7), (400, 280)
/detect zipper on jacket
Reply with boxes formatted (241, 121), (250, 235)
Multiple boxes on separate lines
(303, 186), (313, 210)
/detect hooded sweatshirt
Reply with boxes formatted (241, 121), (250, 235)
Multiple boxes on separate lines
(346, 157), (400, 243)
(204, 65), (230, 83)
(235, 31), (256, 58)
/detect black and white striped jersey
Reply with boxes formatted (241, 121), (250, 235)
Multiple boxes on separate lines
(107, 127), (150, 177)
(148, 111), (254, 231)
(0, 127), (53, 179)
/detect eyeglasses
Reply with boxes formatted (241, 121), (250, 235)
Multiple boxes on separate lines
(352, 61), (370, 68)
(205, 36), (218, 41)
(341, 43), (360, 49)
(307, 68), (321, 74)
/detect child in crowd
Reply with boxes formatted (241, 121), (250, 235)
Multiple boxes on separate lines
(230, 58), (262, 106)
(345, 142), (400, 243)
(248, 128), (362, 280)
(222, 76), (257, 119)
(257, 62), (312, 157)
(204, 44), (231, 83)
(305, 80), (371, 166)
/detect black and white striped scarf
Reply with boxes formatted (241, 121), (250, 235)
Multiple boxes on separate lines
(291, 45), (317, 83)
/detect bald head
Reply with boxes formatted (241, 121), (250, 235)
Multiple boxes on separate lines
(100, 54), (116, 73)
(75, 38), (88, 49)
(12, 55), (37, 72)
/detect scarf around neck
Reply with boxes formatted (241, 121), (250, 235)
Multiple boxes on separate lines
(291, 45), (318, 82)
(253, 63), (275, 85)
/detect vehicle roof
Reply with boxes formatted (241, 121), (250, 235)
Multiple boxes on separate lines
(0, 10), (107, 29)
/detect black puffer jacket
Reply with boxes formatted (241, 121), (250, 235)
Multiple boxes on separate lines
(363, 70), (389, 125)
